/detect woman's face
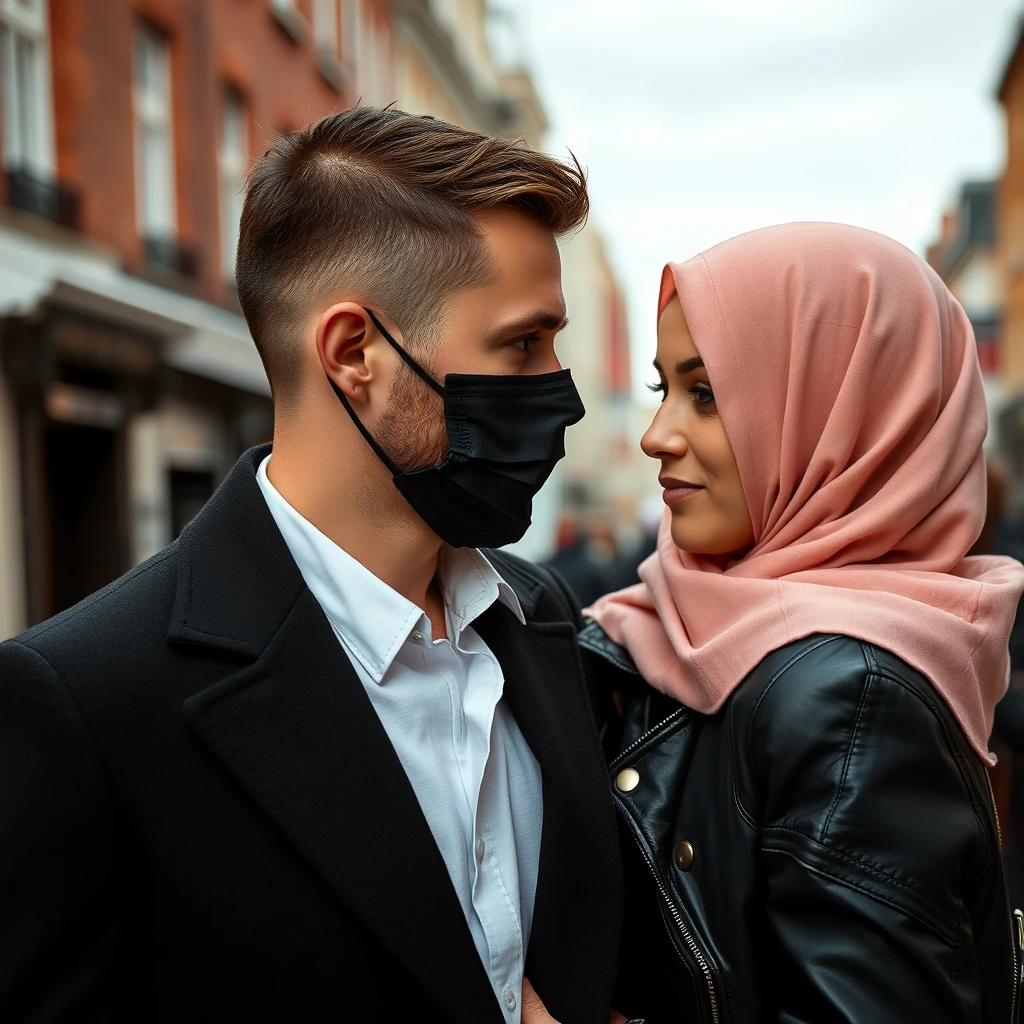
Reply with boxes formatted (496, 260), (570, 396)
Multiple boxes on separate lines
(642, 295), (755, 558)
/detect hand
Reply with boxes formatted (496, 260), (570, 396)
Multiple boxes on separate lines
(520, 979), (631, 1024)
(521, 979), (560, 1023)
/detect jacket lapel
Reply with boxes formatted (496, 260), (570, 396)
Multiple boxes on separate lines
(168, 447), (502, 1024)
(476, 603), (624, 1024)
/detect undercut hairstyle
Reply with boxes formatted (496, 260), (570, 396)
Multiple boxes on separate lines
(235, 106), (589, 402)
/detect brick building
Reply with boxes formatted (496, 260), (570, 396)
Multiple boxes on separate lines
(985, 25), (1024, 495)
(0, 0), (639, 637)
(999, 24), (1024, 399)
(0, 0), (394, 638)
(926, 180), (1002, 455)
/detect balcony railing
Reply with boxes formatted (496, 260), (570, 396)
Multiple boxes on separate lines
(5, 166), (81, 230)
(143, 234), (200, 278)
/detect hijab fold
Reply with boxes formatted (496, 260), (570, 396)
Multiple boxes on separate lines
(586, 223), (1024, 764)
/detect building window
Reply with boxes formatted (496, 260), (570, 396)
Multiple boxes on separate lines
(219, 89), (248, 282)
(271, 0), (307, 43)
(0, 0), (55, 175)
(342, 0), (360, 72)
(133, 22), (176, 240)
(345, 2), (390, 106)
(313, 0), (338, 54)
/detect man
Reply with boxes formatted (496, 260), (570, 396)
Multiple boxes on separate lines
(0, 108), (621, 1023)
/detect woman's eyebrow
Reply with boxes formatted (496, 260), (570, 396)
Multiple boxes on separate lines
(675, 357), (705, 374)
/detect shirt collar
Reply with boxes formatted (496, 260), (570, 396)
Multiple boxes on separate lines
(256, 455), (524, 684)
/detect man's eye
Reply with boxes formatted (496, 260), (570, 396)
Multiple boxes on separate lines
(510, 333), (541, 352)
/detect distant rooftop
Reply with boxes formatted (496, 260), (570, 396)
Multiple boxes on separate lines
(931, 180), (997, 281)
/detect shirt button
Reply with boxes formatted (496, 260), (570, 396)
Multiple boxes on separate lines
(410, 630), (425, 643)
(503, 987), (517, 1011)
(476, 838), (485, 861)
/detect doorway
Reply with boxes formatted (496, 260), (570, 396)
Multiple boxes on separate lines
(169, 468), (216, 538)
(43, 422), (126, 616)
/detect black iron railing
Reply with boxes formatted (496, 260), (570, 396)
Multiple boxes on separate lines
(143, 234), (200, 278)
(5, 167), (81, 229)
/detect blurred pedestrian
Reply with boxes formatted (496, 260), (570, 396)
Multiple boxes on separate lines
(543, 512), (611, 607)
(573, 224), (1024, 1022)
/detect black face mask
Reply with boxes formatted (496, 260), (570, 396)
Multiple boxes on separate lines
(326, 309), (585, 549)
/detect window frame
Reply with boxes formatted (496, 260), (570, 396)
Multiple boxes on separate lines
(218, 87), (249, 283)
(0, 0), (55, 176)
(132, 21), (178, 239)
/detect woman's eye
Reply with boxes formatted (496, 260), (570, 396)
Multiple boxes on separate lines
(690, 383), (715, 405)
(647, 381), (667, 402)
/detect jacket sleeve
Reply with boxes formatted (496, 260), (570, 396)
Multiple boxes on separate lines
(0, 640), (130, 1022)
(743, 640), (997, 1023)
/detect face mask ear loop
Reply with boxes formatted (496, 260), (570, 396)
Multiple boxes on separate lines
(325, 375), (402, 476)
(364, 308), (445, 396)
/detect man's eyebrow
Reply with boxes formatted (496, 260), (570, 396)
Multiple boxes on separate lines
(490, 311), (569, 339)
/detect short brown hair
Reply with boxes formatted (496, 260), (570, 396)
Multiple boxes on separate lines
(235, 106), (588, 400)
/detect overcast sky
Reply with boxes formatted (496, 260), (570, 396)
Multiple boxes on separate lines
(504, 0), (1023, 398)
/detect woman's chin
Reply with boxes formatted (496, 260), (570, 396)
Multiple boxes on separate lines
(669, 519), (744, 559)
(669, 518), (713, 555)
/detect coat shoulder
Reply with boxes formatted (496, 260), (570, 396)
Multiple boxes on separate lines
(728, 633), (993, 904)
(730, 634), (972, 765)
(6, 542), (182, 680)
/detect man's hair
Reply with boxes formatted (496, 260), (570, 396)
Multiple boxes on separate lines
(235, 106), (589, 402)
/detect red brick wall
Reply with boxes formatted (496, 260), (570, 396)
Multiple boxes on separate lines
(47, 0), (362, 305)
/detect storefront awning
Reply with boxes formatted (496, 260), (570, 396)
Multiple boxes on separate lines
(0, 221), (270, 397)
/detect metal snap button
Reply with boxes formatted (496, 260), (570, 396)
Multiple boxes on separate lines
(615, 767), (641, 793)
(673, 840), (694, 871)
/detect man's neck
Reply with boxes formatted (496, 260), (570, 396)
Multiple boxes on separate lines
(266, 439), (448, 637)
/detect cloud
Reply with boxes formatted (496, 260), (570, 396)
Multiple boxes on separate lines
(507, 0), (1022, 395)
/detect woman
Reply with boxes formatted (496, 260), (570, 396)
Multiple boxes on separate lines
(579, 223), (1024, 1022)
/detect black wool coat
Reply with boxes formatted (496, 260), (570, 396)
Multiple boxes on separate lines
(0, 445), (623, 1024)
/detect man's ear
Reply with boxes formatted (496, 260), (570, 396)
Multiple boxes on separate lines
(317, 303), (375, 404)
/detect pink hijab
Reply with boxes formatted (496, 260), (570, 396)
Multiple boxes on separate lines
(586, 223), (1024, 764)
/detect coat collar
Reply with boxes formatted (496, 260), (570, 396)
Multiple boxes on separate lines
(168, 446), (621, 1023)
(166, 444), (304, 659)
(166, 445), (544, 658)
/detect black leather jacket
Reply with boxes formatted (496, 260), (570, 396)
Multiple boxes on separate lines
(581, 623), (1023, 1023)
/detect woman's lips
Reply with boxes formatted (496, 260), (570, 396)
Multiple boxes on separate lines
(662, 484), (705, 506)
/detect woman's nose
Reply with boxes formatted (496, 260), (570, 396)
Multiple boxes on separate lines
(641, 406), (687, 460)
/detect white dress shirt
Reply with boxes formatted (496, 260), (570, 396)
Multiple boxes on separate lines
(256, 456), (543, 1022)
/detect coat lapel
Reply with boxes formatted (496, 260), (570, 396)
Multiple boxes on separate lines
(168, 447), (502, 1024)
(476, 603), (624, 1024)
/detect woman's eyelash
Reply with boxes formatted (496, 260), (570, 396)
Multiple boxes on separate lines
(690, 383), (715, 404)
(647, 381), (667, 395)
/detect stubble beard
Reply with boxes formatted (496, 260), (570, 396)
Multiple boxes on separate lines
(361, 361), (449, 530)
(376, 361), (449, 471)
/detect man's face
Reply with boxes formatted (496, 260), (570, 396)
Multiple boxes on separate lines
(374, 207), (568, 471)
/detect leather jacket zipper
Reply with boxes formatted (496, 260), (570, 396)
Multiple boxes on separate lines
(1013, 910), (1023, 1024)
(618, 806), (721, 1024)
(985, 770), (1020, 1023)
(611, 708), (718, 1023)
(610, 707), (685, 770)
